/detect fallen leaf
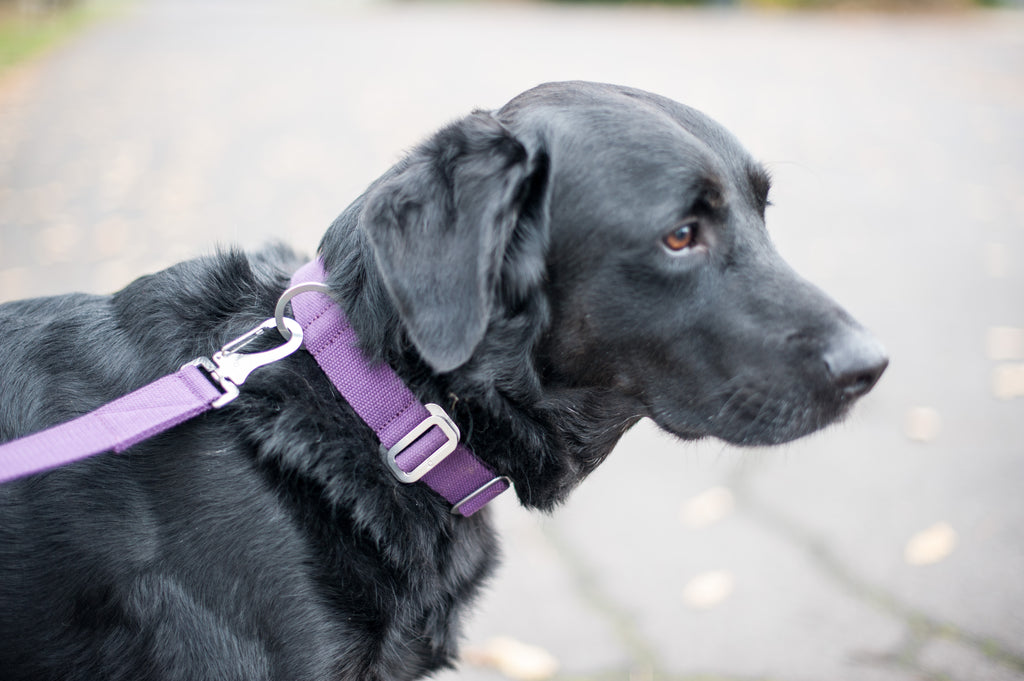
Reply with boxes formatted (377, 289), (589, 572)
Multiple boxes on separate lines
(682, 570), (735, 609)
(905, 522), (957, 566)
(0, 267), (28, 302)
(37, 219), (81, 265)
(984, 242), (1010, 278)
(463, 636), (559, 681)
(904, 407), (941, 443)
(629, 666), (656, 681)
(992, 364), (1024, 400)
(679, 486), (735, 528)
(987, 327), (1024, 361)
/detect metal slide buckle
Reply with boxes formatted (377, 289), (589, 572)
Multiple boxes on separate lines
(188, 317), (304, 408)
(382, 403), (460, 483)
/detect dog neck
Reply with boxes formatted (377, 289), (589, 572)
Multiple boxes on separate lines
(316, 204), (634, 512)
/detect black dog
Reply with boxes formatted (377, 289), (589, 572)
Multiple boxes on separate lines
(0, 82), (887, 680)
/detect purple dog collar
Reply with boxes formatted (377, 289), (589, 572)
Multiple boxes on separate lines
(287, 259), (510, 517)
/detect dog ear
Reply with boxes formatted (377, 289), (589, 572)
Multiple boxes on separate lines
(361, 113), (536, 372)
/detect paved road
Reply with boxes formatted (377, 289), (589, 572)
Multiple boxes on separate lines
(1, 1), (1022, 679)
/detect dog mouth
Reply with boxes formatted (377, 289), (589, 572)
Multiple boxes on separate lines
(649, 382), (859, 447)
(644, 322), (888, 448)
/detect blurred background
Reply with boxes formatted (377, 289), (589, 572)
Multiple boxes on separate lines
(1, 0), (1022, 679)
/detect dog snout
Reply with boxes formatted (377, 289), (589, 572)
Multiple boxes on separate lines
(823, 328), (889, 399)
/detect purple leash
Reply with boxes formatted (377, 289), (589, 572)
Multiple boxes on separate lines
(0, 317), (304, 485)
(0, 261), (509, 516)
(0, 365), (222, 485)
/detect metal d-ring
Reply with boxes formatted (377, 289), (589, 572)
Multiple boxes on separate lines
(274, 282), (332, 339)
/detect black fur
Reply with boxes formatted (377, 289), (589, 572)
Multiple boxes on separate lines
(0, 82), (886, 680)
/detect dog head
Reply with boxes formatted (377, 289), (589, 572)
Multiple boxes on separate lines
(322, 81), (887, 504)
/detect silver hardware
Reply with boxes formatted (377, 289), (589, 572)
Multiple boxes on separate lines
(274, 282), (332, 340)
(187, 356), (239, 408)
(187, 317), (304, 408)
(383, 403), (460, 483)
(451, 476), (511, 516)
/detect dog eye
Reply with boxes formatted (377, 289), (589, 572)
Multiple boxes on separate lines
(663, 221), (698, 252)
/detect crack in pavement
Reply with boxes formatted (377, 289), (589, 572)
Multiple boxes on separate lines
(539, 521), (665, 676)
(727, 462), (1024, 681)
(533, 457), (1023, 681)
(554, 671), (786, 681)
(539, 521), (797, 681)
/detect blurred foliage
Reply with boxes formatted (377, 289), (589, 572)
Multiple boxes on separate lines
(0, 0), (122, 76)
(551, 0), (1009, 7)
(0, 0), (1014, 79)
(741, 0), (992, 7)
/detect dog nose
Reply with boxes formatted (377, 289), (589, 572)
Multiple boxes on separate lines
(824, 329), (889, 399)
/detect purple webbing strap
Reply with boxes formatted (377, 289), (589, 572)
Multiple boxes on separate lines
(289, 260), (509, 516)
(0, 365), (222, 484)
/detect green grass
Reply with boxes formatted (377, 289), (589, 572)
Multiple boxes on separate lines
(0, 0), (125, 76)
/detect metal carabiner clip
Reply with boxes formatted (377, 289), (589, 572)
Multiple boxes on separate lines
(188, 317), (304, 408)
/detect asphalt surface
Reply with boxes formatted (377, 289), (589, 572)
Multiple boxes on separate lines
(1, 1), (1022, 680)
